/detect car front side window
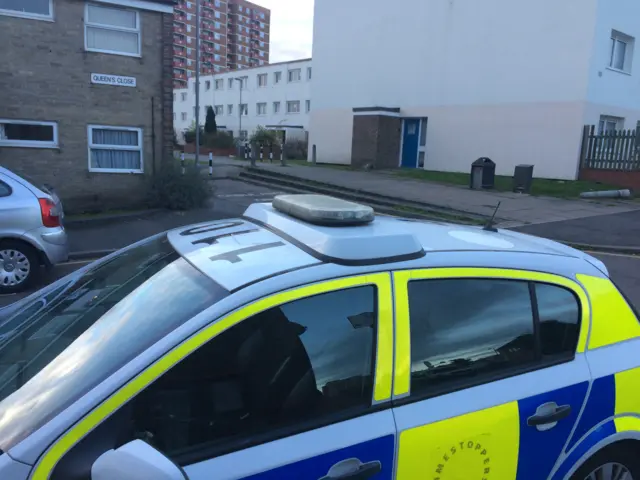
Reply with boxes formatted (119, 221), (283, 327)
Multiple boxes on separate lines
(51, 285), (379, 477)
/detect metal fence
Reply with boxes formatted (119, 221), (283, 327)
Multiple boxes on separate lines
(580, 124), (640, 171)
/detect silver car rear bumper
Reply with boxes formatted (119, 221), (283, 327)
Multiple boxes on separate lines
(23, 226), (69, 265)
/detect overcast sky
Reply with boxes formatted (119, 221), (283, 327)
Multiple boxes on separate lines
(257, 0), (314, 62)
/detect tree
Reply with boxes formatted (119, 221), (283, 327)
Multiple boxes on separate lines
(204, 106), (218, 134)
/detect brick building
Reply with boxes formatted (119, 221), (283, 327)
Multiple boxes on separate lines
(172, 0), (270, 89)
(0, 0), (175, 213)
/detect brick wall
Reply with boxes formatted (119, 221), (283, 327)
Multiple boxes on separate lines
(0, 0), (174, 213)
(579, 169), (640, 190)
(351, 114), (401, 169)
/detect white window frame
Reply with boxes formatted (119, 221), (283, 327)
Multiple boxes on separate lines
(240, 104), (248, 116)
(87, 125), (143, 174)
(0, 119), (58, 149)
(608, 30), (634, 74)
(598, 115), (624, 134)
(288, 69), (301, 83)
(257, 103), (267, 115)
(0, 0), (53, 21)
(306, 100), (311, 113)
(215, 105), (223, 115)
(181, 92), (187, 101)
(286, 100), (300, 114)
(258, 73), (267, 87)
(181, 112), (187, 121)
(274, 71), (282, 83)
(84, 3), (141, 58)
(273, 101), (280, 114)
(215, 79), (223, 90)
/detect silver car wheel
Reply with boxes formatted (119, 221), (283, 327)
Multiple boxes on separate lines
(0, 249), (31, 287)
(585, 462), (633, 480)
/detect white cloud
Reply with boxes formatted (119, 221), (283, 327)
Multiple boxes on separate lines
(255, 0), (314, 62)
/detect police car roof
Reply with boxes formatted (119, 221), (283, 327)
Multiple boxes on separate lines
(243, 201), (580, 260)
(168, 196), (602, 292)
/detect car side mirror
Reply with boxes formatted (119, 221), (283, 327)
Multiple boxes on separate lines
(92, 440), (188, 480)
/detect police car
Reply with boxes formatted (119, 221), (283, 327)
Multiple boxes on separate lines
(0, 194), (638, 480)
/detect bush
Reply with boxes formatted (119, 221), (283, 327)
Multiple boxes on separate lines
(250, 126), (280, 146)
(147, 162), (211, 210)
(203, 131), (235, 149)
(284, 140), (309, 160)
(183, 121), (203, 145)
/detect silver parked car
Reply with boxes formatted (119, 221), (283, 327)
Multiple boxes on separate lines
(0, 166), (69, 294)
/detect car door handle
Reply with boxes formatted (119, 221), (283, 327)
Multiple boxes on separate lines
(527, 404), (572, 427)
(319, 459), (382, 480)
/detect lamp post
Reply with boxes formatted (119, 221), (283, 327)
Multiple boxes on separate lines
(234, 76), (247, 140)
(194, 0), (201, 165)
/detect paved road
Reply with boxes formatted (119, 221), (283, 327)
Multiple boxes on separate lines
(2, 180), (640, 312)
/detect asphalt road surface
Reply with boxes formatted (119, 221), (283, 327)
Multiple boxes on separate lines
(2, 179), (640, 311)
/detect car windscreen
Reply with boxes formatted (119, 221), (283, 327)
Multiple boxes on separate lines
(0, 234), (227, 452)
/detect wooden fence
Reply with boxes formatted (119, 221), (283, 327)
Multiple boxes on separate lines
(580, 124), (640, 171)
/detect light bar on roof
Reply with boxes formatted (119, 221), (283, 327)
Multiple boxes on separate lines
(272, 194), (374, 226)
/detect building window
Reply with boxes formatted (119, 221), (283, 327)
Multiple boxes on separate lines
(88, 125), (143, 173)
(0, 0), (53, 20)
(173, 93), (176, 102)
(214, 54), (220, 61)
(257, 103), (267, 115)
(214, 32), (221, 40)
(307, 67), (312, 80)
(181, 113), (187, 121)
(186, 13), (191, 20)
(286, 101), (300, 114)
(259, 31), (265, 38)
(288, 69), (301, 82)
(240, 104), (248, 116)
(214, 21), (221, 29)
(598, 115), (624, 134)
(173, 113), (176, 121)
(274, 71), (282, 83)
(257, 73), (267, 87)
(228, 78), (234, 89)
(306, 100), (311, 113)
(0, 119), (58, 148)
(215, 43), (221, 51)
(259, 51), (264, 57)
(215, 105), (223, 115)
(214, 11), (220, 18)
(260, 12), (264, 19)
(85, 3), (140, 57)
(186, 24), (191, 32)
(215, 79), (223, 90)
(227, 104), (233, 115)
(273, 101), (280, 114)
(181, 92), (187, 101)
(609, 30), (634, 73)
(205, 80), (211, 91)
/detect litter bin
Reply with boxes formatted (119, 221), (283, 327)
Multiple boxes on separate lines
(470, 157), (496, 189)
(513, 165), (534, 193)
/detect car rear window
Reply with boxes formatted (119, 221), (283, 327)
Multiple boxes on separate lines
(0, 234), (227, 451)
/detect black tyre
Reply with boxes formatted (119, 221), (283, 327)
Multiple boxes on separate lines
(571, 443), (640, 480)
(0, 240), (40, 294)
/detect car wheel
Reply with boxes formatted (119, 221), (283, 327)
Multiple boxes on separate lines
(0, 240), (39, 294)
(571, 443), (640, 480)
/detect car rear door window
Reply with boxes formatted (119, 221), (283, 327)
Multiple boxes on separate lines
(406, 278), (581, 399)
(407, 278), (536, 397)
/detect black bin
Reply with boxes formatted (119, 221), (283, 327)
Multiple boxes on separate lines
(513, 165), (534, 193)
(470, 157), (496, 190)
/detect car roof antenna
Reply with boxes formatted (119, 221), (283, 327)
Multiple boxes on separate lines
(483, 202), (501, 232)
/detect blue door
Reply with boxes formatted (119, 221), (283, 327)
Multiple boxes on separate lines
(401, 119), (420, 168)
